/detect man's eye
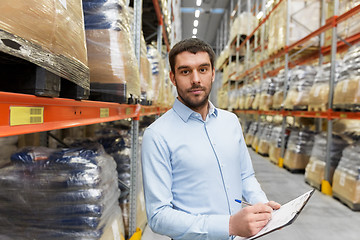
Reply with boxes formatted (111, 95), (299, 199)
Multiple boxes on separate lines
(181, 70), (190, 74)
(199, 68), (207, 73)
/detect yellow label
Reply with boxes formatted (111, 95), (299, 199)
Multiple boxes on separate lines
(100, 108), (109, 118)
(141, 108), (145, 113)
(126, 107), (132, 115)
(340, 113), (347, 118)
(316, 113), (321, 117)
(10, 106), (44, 126)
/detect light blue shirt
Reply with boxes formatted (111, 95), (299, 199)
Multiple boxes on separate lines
(141, 98), (268, 240)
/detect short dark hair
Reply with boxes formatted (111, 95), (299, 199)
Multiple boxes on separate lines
(169, 38), (215, 73)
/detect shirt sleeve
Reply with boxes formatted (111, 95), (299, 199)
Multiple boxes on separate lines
(237, 121), (269, 204)
(141, 128), (230, 240)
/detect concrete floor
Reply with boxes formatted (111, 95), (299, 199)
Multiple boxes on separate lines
(142, 148), (360, 240)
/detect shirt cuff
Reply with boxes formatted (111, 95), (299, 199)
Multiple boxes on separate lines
(208, 215), (230, 240)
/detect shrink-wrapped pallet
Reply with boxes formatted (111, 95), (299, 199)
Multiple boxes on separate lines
(245, 121), (259, 146)
(84, 0), (140, 103)
(268, 0), (320, 55)
(140, 33), (153, 104)
(259, 78), (276, 111)
(272, 69), (291, 109)
(245, 84), (256, 109)
(283, 65), (317, 110)
(252, 81), (261, 110)
(0, 0), (89, 89)
(230, 12), (257, 44)
(251, 122), (267, 151)
(334, 44), (360, 109)
(332, 144), (360, 210)
(147, 45), (166, 105)
(0, 136), (18, 166)
(269, 126), (290, 165)
(258, 124), (273, 156)
(305, 133), (348, 189)
(309, 62), (342, 111)
(284, 129), (315, 171)
(0, 144), (125, 239)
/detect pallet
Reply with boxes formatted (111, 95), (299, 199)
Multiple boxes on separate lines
(89, 82), (128, 104)
(0, 54), (89, 99)
(308, 103), (327, 112)
(285, 105), (308, 111)
(283, 165), (305, 174)
(0, 28), (89, 91)
(333, 192), (360, 211)
(333, 104), (360, 112)
(305, 179), (321, 191)
(258, 152), (269, 157)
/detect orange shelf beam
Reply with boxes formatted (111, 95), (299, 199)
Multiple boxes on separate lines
(0, 91), (168, 137)
(152, 0), (170, 52)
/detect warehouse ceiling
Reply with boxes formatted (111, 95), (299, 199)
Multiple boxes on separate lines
(181, 0), (231, 50)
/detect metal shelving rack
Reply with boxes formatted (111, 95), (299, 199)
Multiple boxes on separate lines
(0, 1), (172, 239)
(217, 0), (360, 196)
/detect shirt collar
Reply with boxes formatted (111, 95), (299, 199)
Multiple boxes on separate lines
(173, 98), (218, 122)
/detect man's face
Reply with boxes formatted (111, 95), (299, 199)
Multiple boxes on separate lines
(170, 51), (215, 110)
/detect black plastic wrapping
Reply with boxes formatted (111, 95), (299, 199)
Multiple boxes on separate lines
(0, 144), (121, 240)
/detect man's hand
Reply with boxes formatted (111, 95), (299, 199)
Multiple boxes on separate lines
(266, 200), (281, 210)
(229, 203), (273, 237)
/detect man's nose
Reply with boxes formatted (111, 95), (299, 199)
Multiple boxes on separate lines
(191, 70), (201, 84)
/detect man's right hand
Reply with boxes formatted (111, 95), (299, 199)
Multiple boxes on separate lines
(229, 203), (273, 237)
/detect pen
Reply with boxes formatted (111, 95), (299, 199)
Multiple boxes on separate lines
(235, 199), (253, 207)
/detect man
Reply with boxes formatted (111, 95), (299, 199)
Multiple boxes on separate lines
(141, 38), (280, 240)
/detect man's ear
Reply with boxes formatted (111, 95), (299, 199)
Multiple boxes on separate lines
(170, 71), (176, 86)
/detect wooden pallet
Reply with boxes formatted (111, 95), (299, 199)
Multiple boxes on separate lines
(283, 164), (305, 174)
(305, 179), (321, 191)
(0, 53), (89, 99)
(285, 105), (308, 111)
(333, 191), (360, 211)
(333, 104), (360, 112)
(0, 29), (89, 91)
(308, 103), (327, 112)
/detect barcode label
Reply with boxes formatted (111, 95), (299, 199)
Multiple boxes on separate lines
(100, 108), (109, 118)
(10, 107), (44, 126)
(30, 116), (42, 124)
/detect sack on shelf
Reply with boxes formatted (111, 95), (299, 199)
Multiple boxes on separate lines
(258, 124), (274, 156)
(259, 78), (276, 111)
(283, 65), (317, 110)
(305, 133), (348, 188)
(332, 144), (360, 208)
(0, 144), (125, 240)
(269, 126), (289, 164)
(245, 121), (259, 146)
(283, 129), (315, 171)
(84, 0), (140, 103)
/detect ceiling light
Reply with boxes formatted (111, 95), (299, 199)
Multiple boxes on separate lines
(256, 11), (263, 19)
(192, 35), (197, 38)
(194, 20), (199, 27)
(193, 28), (198, 35)
(196, 0), (202, 6)
(195, 9), (200, 18)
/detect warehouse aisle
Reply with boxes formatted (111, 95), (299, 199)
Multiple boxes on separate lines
(142, 148), (360, 240)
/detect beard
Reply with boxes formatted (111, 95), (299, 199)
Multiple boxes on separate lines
(176, 82), (212, 110)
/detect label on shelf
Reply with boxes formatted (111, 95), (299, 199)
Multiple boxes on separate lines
(10, 106), (44, 126)
(340, 113), (347, 118)
(100, 108), (109, 118)
(126, 107), (132, 115)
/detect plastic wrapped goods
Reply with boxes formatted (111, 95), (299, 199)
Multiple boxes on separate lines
(84, 0), (140, 103)
(252, 81), (261, 110)
(332, 144), (360, 209)
(251, 122), (267, 151)
(259, 78), (276, 111)
(0, 136), (18, 166)
(272, 69), (291, 110)
(140, 33), (153, 104)
(269, 126), (290, 165)
(258, 124), (273, 156)
(245, 84), (256, 109)
(230, 12), (257, 43)
(309, 62), (342, 111)
(147, 45), (166, 105)
(0, 144), (125, 239)
(283, 129), (315, 171)
(305, 133), (348, 189)
(245, 121), (259, 146)
(283, 65), (317, 110)
(268, 0), (320, 55)
(334, 45), (360, 108)
(0, 0), (89, 88)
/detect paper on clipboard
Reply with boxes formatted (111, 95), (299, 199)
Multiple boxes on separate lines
(235, 189), (315, 240)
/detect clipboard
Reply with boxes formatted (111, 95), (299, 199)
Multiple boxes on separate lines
(235, 189), (315, 240)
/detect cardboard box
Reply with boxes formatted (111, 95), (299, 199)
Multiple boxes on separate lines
(269, 144), (282, 164)
(284, 150), (310, 171)
(333, 169), (360, 205)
